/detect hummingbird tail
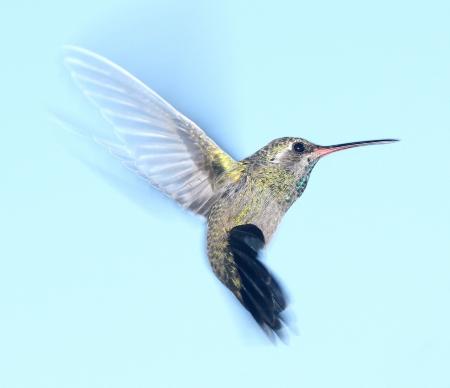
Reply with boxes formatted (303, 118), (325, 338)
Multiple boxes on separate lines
(228, 224), (288, 338)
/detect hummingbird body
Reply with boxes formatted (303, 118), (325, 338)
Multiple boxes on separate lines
(64, 47), (398, 338)
(206, 137), (320, 332)
(207, 161), (295, 281)
(208, 137), (316, 248)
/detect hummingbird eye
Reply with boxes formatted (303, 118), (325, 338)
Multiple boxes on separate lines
(292, 142), (305, 153)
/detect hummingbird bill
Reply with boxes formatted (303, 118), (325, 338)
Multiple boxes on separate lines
(64, 46), (398, 339)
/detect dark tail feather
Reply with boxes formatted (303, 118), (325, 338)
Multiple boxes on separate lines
(228, 224), (288, 336)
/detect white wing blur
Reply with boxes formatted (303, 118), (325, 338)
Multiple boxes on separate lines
(64, 46), (236, 216)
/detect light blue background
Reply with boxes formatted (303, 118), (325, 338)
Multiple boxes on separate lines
(1, 1), (449, 387)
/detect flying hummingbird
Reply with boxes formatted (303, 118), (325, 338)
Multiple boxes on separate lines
(64, 46), (398, 338)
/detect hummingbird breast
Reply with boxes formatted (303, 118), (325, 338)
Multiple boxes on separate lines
(206, 165), (297, 288)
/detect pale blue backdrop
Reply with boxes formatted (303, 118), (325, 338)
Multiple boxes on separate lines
(1, 1), (449, 387)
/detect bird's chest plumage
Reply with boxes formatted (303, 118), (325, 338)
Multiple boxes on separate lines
(209, 166), (298, 242)
(206, 165), (300, 286)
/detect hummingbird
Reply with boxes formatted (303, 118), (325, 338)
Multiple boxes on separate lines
(64, 46), (398, 338)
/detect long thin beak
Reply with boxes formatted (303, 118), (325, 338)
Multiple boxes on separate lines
(315, 139), (399, 157)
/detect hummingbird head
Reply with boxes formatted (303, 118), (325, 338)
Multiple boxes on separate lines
(248, 136), (398, 192)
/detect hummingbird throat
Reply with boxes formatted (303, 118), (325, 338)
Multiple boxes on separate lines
(295, 175), (310, 196)
(285, 174), (311, 205)
(294, 161), (317, 197)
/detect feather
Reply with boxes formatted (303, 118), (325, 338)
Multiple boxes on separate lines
(64, 45), (237, 216)
(228, 224), (288, 336)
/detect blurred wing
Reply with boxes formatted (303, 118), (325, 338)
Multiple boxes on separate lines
(64, 46), (236, 216)
(228, 224), (288, 337)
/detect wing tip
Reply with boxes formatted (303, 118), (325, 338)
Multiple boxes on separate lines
(62, 45), (117, 74)
(62, 44), (94, 57)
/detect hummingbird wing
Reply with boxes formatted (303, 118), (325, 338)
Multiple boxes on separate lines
(63, 46), (236, 216)
(228, 224), (288, 337)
